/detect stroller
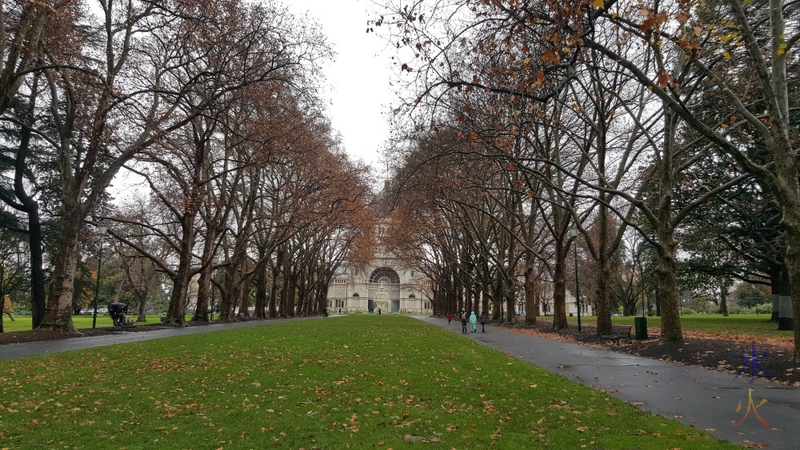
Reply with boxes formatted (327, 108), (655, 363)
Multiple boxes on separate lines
(108, 302), (135, 331)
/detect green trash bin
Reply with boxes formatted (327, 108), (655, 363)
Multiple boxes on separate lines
(634, 316), (648, 340)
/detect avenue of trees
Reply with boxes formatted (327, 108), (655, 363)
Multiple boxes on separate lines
(0, 1), (375, 331)
(374, 0), (800, 362)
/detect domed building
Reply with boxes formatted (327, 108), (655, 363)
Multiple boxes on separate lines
(326, 223), (432, 314)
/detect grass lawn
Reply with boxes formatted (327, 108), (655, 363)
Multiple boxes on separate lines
(2, 315), (115, 332)
(0, 315), (739, 449)
(599, 314), (791, 343)
(2, 314), (167, 333)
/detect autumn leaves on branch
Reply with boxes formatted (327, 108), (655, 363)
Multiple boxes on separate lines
(0, 1), (374, 331)
(375, 0), (800, 362)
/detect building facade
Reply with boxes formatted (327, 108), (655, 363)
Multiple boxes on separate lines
(326, 223), (432, 314)
(327, 256), (432, 314)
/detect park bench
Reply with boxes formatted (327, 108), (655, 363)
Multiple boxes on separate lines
(599, 325), (632, 345)
(109, 302), (135, 332)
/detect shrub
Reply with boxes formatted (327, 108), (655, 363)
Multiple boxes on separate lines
(726, 305), (743, 315)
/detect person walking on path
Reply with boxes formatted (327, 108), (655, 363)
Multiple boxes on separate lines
(469, 311), (477, 333)
(479, 312), (487, 332)
(460, 309), (467, 333)
(447, 313), (453, 326)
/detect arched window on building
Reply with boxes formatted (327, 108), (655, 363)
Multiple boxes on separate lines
(368, 267), (400, 284)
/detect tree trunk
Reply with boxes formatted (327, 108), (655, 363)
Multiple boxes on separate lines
(593, 86), (613, 335)
(317, 287), (326, 315)
(456, 269), (464, 315)
(269, 256), (280, 318)
(0, 265), (5, 333)
(26, 202), (46, 329)
(491, 276), (503, 321)
(464, 282), (473, 316)
(552, 245), (568, 329)
(654, 104), (682, 342)
(217, 261), (238, 321)
(192, 226), (218, 322)
(295, 270), (307, 317)
(254, 260), (268, 318)
(13, 94), (46, 329)
(192, 262), (212, 322)
(136, 295), (148, 323)
(165, 214), (196, 327)
(280, 251), (292, 316)
(775, 260), (793, 330)
(719, 281), (729, 316)
(770, 265), (781, 322)
(777, 188), (798, 363)
(523, 257), (538, 326)
(481, 287), (490, 321)
(656, 223), (682, 342)
(592, 208), (612, 336)
(785, 230), (800, 362)
(238, 274), (250, 318)
(505, 273), (516, 322)
(39, 212), (82, 332)
(288, 272), (298, 317)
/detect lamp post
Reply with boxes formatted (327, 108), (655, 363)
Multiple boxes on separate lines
(569, 228), (582, 332)
(92, 225), (109, 329)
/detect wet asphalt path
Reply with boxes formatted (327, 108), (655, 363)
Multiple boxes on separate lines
(418, 316), (800, 449)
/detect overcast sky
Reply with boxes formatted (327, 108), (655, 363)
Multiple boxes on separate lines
(287, 0), (396, 174)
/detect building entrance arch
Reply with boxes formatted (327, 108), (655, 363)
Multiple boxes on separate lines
(368, 267), (401, 312)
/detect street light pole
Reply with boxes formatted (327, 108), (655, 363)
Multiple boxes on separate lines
(92, 225), (109, 329)
(569, 228), (582, 332)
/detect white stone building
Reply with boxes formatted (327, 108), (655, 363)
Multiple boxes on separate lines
(326, 224), (432, 314)
(327, 259), (432, 314)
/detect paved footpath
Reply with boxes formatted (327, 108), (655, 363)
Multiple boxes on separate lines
(417, 316), (800, 449)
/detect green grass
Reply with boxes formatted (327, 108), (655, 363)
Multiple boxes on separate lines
(2, 314), (166, 332)
(0, 315), (739, 449)
(599, 314), (790, 341)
